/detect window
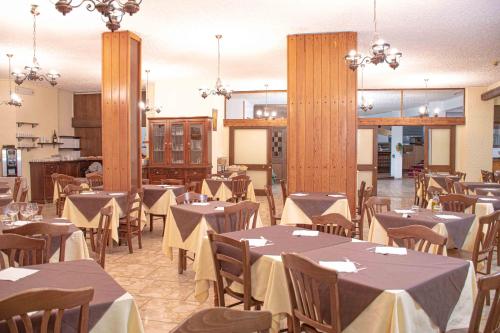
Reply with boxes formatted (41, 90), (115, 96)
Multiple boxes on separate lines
(225, 91), (287, 119)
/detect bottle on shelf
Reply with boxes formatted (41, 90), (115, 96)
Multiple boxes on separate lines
(52, 130), (58, 144)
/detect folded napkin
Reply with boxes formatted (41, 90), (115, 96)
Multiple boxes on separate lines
(191, 202), (210, 206)
(291, 193), (309, 196)
(108, 192), (125, 196)
(319, 261), (357, 273)
(375, 246), (407, 255)
(12, 221), (30, 226)
(240, 238), (270, 247)
(480, 198), (498, 201)
(0, 267), (39, 281)
(395, 209), (416, 214)
(435, 214), (461, 220)
(292, 230), (319, 237)
(214, 206), (225, 211)
(327, 194), (345, 198)
(80, 192), (96, 195)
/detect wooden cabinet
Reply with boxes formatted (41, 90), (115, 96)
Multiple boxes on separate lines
(147, 117), (212, 184)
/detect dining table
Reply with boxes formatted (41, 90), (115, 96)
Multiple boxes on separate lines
(460, 181), (500, 194)
(280, 192), (351, 225)
(201, 177), (257, 202)
(62, 191), (147, 242)
(0, 218), (89, 263)
(52, 177), (90, 203)
(0, 260), (144, 333)
(162, 200), (263, 261)
(476, 187), (500, 196)
(142, 184), (186, 216)
(193, 225), (476, 333)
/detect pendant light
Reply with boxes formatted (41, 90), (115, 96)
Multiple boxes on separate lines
(199, 35), (232, 100)
(1, 54), (23, 107)
(139, 69), (161, 114)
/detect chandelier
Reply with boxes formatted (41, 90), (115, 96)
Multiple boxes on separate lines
(139, 69), (161, 114)
(200, 35), (232, 100)
(53, 0), (142, 32)
(255, 84), (277, 119)
(13, 5), (61, 87)
(345, 0), (402, 71)
(1, 55), (23, 108)
(418, 79), (440, 117)
(359, 65), (373, 112)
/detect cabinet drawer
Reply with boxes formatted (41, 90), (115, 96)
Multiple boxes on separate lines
(149, 168), (167, 176)
(43, 163), (59, 175)
(165, 169), (184, 178)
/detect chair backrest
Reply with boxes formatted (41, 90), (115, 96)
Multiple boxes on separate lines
(12, 177), (22, 202)
(230, 175), (250, 201)
(54, 174), (79, 198)
(481, 170), (494, 182)
(364, 196), (391, 227)
(0, 234), (45, 269)
(93, 206), (112, 269)
(453, 182), (469, 195)
(171, 308), (272, 333)
(454, 171), (466, 181)
(0, 287), (94, 333)
(357, 180), (367, 216)
(185, 181), (201, 193)
(208, 232), (253, 309)
(426, 185), (444, 201)
(472, 210), (499, 275)
(175, 191), (203, 204)
(311, 213), (354, 237)
(264, 185), (278, 226)
(281, 252), (341, 333)
(467, 272), (500, 333)
(223, 201), (260, 233)
(63, 184), (83, 196)
(85, 172), (103, 188)
(439, 194), (477, 214)
(125, 190), (143, 227)
(3, 223), (71, 263)
(161, 178), (184, 185)
(387, 225), (447, 255)
(280, 179), (288, 201)
(444, 177), (455, 193)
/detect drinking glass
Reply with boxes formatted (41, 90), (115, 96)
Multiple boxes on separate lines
(6, 203), (19, 222)
(28, 203), (38, 216)
(20, 204), (33, 221)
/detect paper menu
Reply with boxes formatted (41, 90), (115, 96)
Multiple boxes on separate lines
(435, 214), (461, 220)
(319, 261), (357, 273)
(0, 267), (39, 281)
(240, 238), (269, 247)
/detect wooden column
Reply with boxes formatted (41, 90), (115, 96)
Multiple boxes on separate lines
(287, 32), (357, 215)
(101, 31), (142, 191)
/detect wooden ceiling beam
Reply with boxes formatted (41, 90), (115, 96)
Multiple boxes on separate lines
(481, 86), (500, 101)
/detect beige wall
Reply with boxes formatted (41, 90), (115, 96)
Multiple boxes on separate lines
(455, 87), (494, 181)
(153, 78), (228, 172)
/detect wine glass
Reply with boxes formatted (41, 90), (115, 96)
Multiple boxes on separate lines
(20, 204), (33, 221)
(6, 203), (19, 222)
(28, 203), (38, 216)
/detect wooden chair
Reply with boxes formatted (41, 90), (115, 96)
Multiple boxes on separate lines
(468, 211), (499, 276)
(52, 174), (80, 217)
(453, 182), (470, 195)
(161, 178), (184, 185)
(223, 201), (260, 233)
(352, 185), (373, 240)
(387, 225), (447, 255)
(0, 234), (45, 268)
(445, 177), (456, 193)
(281, 252), (341, 333)
(481, 170), (494, 182)
(462, 273), (500, 333)
(364, 196), (391, 228)
(0, 287), (94, 333)
(63, 184), (83, 196)
(280, 179), (288, 201)
(418, 172), (429, 208)
(311, 213), (355, 237)
(208, 232), (263, 310)
(175, 191), (203, 204)
(86, 172), (103, 188)
(228, 175), (250, 203)
(439, 194), (477, 214)
(12, 177), (22, 202)
(454, 171), (466, 181)
(264, 185), (281, 226)
(185, 181), (201, 193)
(413, 177), (420, 206)
(89, 206), (112, 269)
(118, 191), (143, 254)
(3, 223), (71, 263)
(171, 308), (272, 333)
(17, 187), (29, 202)
(426, 185), (444, 203)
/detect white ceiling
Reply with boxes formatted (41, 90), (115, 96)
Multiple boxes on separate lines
(0, 0), (499, 92)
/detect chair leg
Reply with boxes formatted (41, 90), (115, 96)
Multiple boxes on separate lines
(497, 231), (499, 266)
(127, 230), (133, 254)
(162, 216), (166, 236)
(138, 228), (142, 249)
(149, 214), (153, 232)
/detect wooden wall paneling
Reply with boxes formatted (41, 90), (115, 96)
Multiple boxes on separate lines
(320, 34), (331, 192)
(287, 36), (297, 192)
(296, 35), (306, 191)
(304, 35), (314, 192)
(337, 33), (347, 195)
(73, 94), (102, 156)
(312, 34), (322, 191)
(345, 33), (358, 210)
(329, 33), (339, 191)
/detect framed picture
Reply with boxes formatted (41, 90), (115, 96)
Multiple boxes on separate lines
(212, 108), (218, 131)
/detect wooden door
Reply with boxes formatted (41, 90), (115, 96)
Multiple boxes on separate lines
(424, 126), (455, 173)
(357, 126), (378, 194)
(229, 127), (271, 195)
(149, 120), (167, 166)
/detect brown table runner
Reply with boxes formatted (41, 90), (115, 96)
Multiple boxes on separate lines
(301, 241), (469, 331)
(288, 193), (346, 218)
(204, 179), (232, 196)
(68, 191), (128, 221)
(426, 174), (460, 190)
(0, 260), (126, 332)
(375, 209), (475, 249)
(170, 201), (234, 241)
(143, 185), (185, 208)
(476, 187), (500, 196)
(461, 182), (500, 192)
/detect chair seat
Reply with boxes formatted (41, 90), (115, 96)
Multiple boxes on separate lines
(225, 286), (263, 308)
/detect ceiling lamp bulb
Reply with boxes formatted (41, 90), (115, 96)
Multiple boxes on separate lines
(419, 106), (428, 117)
(433, 108), (440, 117)
(138, 101), (146, 110)
(271, 111), (277, 118)
(256, 110), (263, 117)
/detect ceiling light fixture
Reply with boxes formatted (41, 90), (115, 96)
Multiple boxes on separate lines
(139, 69), (161, 114)
(200, 35), (232, 100)
(419, 78), (430, 117)
(256, 84), (274, 119)
(53, 0), (142, 32)
(345, 0), (402, 71)
(13, 5), (60, 87)
(359, 65), (373, 112)
(1, 54), (23, 108)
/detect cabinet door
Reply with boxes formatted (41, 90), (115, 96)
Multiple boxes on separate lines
(150, 121), (167, 165)
(188, 122), (205, 165)
(169, 121), (186, 165)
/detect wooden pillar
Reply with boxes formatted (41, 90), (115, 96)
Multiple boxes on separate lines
(101, 31), (142, 191)
(287, 32), (357, 215)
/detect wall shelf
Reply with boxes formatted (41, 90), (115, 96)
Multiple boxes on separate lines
(16, 136), (39, 142)
(59, 147), (82, 151)
(39, 142), (64, 148)
(16, 122), (39, 128)
(17, 146), (39, 151)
